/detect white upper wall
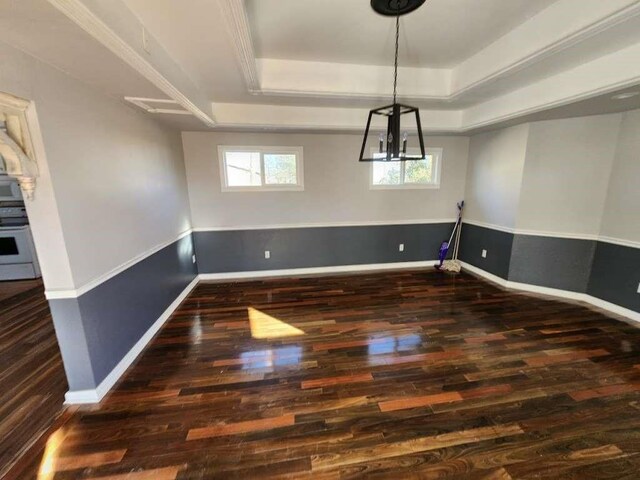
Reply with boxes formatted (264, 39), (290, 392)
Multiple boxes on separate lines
(600, 109), (640, 242)
(463, 124), (529, 229)
(0, 41), (191, 290)
(182, 131), (469, 228)
(464, 111), (640, 245)
(517, 114), (622, 236)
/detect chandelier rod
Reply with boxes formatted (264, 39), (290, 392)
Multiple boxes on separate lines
(393, 10), (399, 104)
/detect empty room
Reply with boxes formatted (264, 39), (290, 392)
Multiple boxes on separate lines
(1, 0), (640, 478)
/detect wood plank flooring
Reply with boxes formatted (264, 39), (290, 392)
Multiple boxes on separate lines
(0, 280), (67, 478)
(7, 270), (640, 479)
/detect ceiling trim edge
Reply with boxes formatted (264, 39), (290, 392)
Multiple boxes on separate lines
(217, 0), (260, 92)
(47, 0), (216, 126)
(452, 0), (640, 100)
(228, 0), (640, 103)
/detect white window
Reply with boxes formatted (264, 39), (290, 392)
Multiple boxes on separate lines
(369, 148), (442, 189)
(218, 146), (304, 192)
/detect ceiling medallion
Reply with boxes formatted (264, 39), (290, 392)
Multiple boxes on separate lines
(370, 0), (427, 17)
(360, 0), (428, 162)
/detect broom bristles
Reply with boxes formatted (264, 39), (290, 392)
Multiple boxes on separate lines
(440, 260), (461, 273)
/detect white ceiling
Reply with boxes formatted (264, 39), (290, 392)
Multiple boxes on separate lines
(0, 0), (166, 100)
(247, 0), (558, 67)
(2, 0), (640, 133)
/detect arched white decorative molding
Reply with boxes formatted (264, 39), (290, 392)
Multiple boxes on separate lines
(0, 91), (40, 200)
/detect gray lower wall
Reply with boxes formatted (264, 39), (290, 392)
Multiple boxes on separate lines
(194, 223), (455, 273)
(588, 241), (640, 313)
(509, 235), (596, 292)
(459, 223), (513, 279)
(49, 234), (197, 391)
(460, 222), (639, 313)
(49, 223), (638, 393)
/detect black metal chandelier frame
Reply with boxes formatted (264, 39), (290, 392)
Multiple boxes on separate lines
(359, 0), (427, 162)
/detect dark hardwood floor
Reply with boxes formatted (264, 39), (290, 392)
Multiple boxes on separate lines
(7, 270), (640, 479)
(0, 280), (67, 478)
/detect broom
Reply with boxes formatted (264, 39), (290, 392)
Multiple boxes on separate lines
(435, 201), (464, 273)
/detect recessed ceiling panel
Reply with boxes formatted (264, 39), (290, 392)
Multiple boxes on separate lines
(247, 0), (559, 67)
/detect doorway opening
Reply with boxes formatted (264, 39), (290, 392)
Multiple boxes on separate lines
(0, 91), (67, 478)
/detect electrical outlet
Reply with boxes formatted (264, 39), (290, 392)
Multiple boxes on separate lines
(481, 249), (487, 258)
(192, 254), (196, 264)
(637, 282), (640, 294)
(265, 250), (271, 259)
(399, 243), (404, 252)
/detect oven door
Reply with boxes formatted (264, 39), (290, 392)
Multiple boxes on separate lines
(0, 228), (33, 264)
(0, 178), (23, 201)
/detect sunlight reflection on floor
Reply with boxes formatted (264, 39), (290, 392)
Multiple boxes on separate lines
(38, 427), (66, 480)
(248, 307), (305, 339)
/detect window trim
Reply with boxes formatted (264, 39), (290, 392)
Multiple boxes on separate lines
(218, 145), (304, 192)
(369, 147), (442, 190)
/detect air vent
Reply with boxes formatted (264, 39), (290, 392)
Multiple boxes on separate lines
(124, 97), (191, 115)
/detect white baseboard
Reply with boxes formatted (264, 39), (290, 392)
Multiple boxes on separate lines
(198, 261), (438, 281)
(64, 276), (200, 405)
(459, 261), (640, 324)
(64, 260), (638, 404)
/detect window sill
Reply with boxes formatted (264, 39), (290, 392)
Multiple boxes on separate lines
(369, 184), (440, 190)
(220, 185), (305, 193)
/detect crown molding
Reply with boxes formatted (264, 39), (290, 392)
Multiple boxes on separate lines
(217, 0), (260, 92)
(451, 0), (640, 100)
(235, 0), (640, 106)
(47, 0), (215, 127)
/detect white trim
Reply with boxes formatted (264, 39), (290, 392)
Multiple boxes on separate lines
(192, 219), (455, 232)
(369, 147), (442, 190)
(45, 230), (193, 300)
(63, 257), (640, 404)
(64, 276), (200, 404)
(218, 145), (304, 192)
(48, 0), (215, 127)
(199, 261), (438, 281)
(217, 0), (260, 92)
(463, 221), (640, 248)
(451, 1), (640, 101)
(462, 220), (516, 234)
(514, 229), (599, 241)
(124, 97), (192, 115)
(459, 261), (640, 324)
(598, 236), (640, 249)
(218, 0), (640, 106)
(588, 296), (640, 324)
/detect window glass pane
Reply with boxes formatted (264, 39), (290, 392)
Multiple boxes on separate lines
(225, 151), (261, 187)
(264, 154), (297, 185)
(372, 159), (401, 185)
(404, 155), (433, 184)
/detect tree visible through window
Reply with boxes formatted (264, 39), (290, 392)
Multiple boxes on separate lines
(264, 154), (297, 185)
(219, 147), (303, 191)
(370, 149), (442, 188)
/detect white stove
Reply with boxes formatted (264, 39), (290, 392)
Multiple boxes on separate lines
(0, 201), (41, 280)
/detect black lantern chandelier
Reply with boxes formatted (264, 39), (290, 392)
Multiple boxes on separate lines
(359, 0), (427, 162)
